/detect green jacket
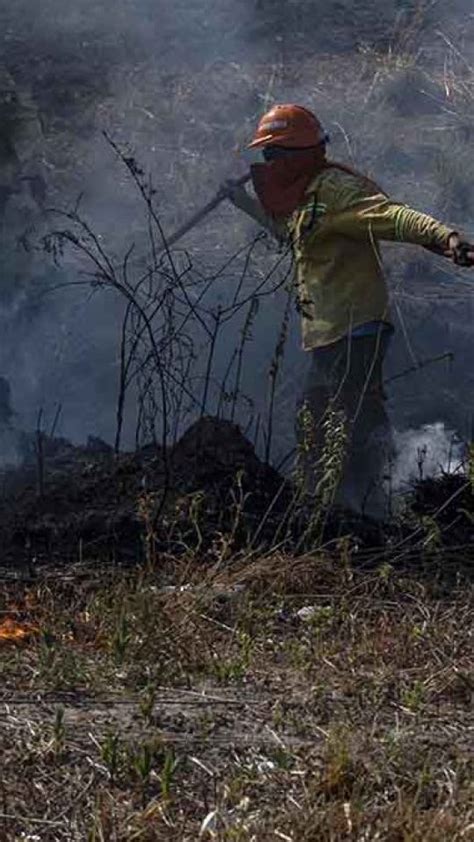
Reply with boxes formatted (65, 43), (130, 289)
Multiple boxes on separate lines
(231, 167), (454, 351)
(286, 167), (454, 349)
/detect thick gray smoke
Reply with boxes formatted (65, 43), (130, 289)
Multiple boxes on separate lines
(0, 0), (473, 469)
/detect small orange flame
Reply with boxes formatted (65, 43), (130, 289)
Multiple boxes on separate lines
(0, 617), (38, 642)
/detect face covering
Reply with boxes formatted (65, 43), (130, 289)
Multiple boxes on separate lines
(251, 148), (324, 217)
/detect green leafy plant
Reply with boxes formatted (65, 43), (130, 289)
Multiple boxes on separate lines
(111, 612), (132, 665)
(52, 705), (66, 755)
(138, 683), (157, 726)
(101, 730), (122, 784)
(160, 748), (179, 801)
(402, 680), (426, 712)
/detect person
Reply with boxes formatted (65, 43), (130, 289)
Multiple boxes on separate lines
(223, 103), (473, 515)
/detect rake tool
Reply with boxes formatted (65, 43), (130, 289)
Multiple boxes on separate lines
(163, 172), (252, 250)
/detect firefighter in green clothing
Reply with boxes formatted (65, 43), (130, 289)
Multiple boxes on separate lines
(223, 104), (473, 514)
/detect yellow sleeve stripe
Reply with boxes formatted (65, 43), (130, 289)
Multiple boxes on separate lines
(393, 206), (406, 241)
(299, 201), (327, 214)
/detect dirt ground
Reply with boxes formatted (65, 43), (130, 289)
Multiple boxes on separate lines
(1, 534), (473, 840)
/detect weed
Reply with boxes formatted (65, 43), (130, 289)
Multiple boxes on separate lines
(378, 562), (394, 583)
(294, 402), (348, 552)
(38, 627), (57, 673)
(270, 746), (295, 772)
(322, 728), (357, 799)
(420, 516), (442, 551)
(189, 490), (205, 554)
(138, 683), (157, 726)
(101, 730), (122, 784)
(131, 742), (155, 789)
(138, 491), (159, 568)
(111, 612), (132, 665)
(52, 705), (66, 755)
(212, 629), (255, 683)
(160, 749), (179, 800)
(402, 680), (427, 712)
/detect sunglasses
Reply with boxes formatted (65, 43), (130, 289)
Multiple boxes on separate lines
(243, 137), (329, 166)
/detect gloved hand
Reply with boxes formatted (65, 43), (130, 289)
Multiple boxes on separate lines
(446, 233), (474, 267)
(218, 178), (250, 207)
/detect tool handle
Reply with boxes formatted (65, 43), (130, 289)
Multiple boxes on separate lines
(164, 172), (252, 249)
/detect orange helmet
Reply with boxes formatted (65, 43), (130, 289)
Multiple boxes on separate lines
(247, 104), (327, 150)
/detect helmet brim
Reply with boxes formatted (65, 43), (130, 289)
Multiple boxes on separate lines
(246, 133), (277, 149)
(247, 133), (326, 151)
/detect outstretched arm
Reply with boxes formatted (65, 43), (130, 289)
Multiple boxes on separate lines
(293, 171), (474, 265)
(310, 193), (456, 251)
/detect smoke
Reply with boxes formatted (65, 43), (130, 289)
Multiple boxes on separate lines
(393, 422), (465, 489)
(0, 0), (473, 456)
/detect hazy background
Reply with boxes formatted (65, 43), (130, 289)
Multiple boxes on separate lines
(0, 0), (473, 473)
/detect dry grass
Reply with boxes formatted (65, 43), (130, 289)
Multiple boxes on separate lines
(1, 552), (472, 840)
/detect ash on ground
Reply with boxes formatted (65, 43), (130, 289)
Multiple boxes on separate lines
(0, 417), (471, 572)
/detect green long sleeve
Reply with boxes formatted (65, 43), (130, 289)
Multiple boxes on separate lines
(285, 166), (459, 350)
(311, 194), (454, 248)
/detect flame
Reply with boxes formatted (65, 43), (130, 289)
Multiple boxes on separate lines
(0, 617), (38, 642)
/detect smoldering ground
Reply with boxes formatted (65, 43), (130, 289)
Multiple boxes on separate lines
(0, 0), (473, 483)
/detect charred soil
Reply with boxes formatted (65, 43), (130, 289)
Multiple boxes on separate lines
(0, 417), (471, 578)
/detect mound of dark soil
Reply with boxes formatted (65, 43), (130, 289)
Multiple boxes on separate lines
(0, 418), (286, 567)
(0, 417), (471, 571)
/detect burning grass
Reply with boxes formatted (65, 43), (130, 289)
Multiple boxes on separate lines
(1, 551), (473, 840)
(0, 616), (38, 643)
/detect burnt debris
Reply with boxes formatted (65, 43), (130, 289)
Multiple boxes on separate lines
(0, 416), (471, 574)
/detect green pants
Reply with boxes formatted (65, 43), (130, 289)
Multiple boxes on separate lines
(297, 331), (393, 516)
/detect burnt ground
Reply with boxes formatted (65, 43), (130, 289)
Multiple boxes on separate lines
(0, 417), (287, 570)
(0, 416), (472, 577)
